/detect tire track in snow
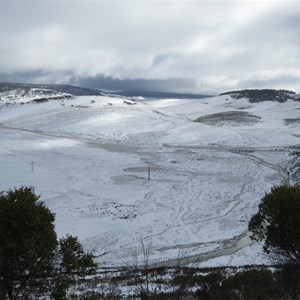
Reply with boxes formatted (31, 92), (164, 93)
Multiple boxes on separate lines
(146, 149), (289, 268)
(1, 124), (291, 267)
(240, 152), (289, 185)
(176, 177), (198, 243)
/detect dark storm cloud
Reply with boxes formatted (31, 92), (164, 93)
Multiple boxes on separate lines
(74, 75), (196, 92)
(0, 70), (196, 93)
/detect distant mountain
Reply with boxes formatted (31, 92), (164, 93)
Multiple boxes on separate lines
(220, 89), (300, 103)
(113, 90), (213, 99)
(0, 83), (105, 96)
(0, 83), (215, 102)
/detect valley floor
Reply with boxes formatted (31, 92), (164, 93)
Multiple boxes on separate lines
(0, 95), (299, 267)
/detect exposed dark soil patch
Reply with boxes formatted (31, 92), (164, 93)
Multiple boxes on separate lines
(284, 118), (300, 125)
(194, 111), (261, 126)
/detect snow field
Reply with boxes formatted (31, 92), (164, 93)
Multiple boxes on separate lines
(0, 94), (299, 267)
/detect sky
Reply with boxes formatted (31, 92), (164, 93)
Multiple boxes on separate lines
(0, 0), (299, 93)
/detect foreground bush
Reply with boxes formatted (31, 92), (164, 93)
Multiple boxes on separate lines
(0, 186), (97, 300)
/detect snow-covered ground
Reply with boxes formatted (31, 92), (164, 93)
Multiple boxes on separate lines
(0, 88), (72, 103)
(0, 94), (299, 267)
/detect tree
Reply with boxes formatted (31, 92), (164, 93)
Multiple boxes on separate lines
(51, 236), (97, 300)
(0, 186), (57, 300)
(0, 186), (97, 300)
(58, 235), (96, 276)
(248, 185), (300, 264)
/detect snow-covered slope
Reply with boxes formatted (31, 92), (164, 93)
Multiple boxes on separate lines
(0, 92), (299, 267)
(0, 88), (72, 104)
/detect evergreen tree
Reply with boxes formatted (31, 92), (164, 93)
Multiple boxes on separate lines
(0, 186), (57, 300)
(249, 185), (300, 264)
(0, 186), (97, 300)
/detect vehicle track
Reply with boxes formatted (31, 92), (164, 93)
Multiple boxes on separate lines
(0, 124), (291, 267)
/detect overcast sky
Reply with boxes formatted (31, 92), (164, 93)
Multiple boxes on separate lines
(0, 0), (299, 93)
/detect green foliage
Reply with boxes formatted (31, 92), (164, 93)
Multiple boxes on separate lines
(51, 280), (69, 300)
(249, 185), (300, 264)
(58, 235), (97, 277)
(0, 186), (57, 300)
(277, 264), (300, 300)
(220, 89), (299, 103)
(51, 234), (97, 299)
(0, 186), (97, 300)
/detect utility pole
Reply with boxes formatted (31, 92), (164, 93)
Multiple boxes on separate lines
(148, 167), (150, 181)
(31, 161), (34, 173)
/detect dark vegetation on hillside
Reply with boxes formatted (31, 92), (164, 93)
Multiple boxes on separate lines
(220, 89), (300, 103)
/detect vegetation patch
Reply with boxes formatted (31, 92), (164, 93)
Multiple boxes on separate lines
(194, 111), (261, 126)
(66, 265), (296, 299)
(220, 89), (300, 103)
(284, 118), (300, 125)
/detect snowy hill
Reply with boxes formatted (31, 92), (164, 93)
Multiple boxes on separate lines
(0, 89), (299, 268)
(0, 87), (72, 104)
(0, 82), (104, 96)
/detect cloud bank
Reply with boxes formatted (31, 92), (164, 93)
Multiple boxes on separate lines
(0, 1), (299, 93)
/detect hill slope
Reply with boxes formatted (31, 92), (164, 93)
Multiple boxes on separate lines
(0, 82), (104, 96)
(0, 90), (299, 267)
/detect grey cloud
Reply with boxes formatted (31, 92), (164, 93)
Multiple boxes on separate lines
(258, 11), (300, 44)
(238, 74), (300, 91)
(152, 53), (181, 67)
(221, 7), (300, 55)
(0, 70), (197, 93)
(74, 75), (197, 93)
(0, 1), (300, 93)
(0, 70), (73, 85)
